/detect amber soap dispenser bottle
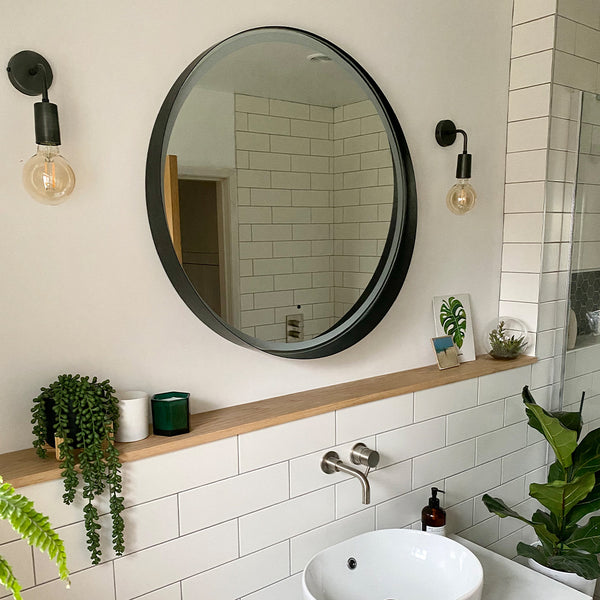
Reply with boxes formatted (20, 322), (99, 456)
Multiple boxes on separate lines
(421, 487), (446, 535)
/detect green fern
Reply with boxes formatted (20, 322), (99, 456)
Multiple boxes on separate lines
(0, 557), (20, 600)
(0, 477), (70, 599)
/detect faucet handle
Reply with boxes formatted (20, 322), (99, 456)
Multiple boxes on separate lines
(350, 443), (380, 468)
(321, 450), (341, 474)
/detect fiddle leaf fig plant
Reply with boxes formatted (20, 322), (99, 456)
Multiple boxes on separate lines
(0, 476), (69, 599)
(483, 385), (600, 580)
(31, 374), (125, 565)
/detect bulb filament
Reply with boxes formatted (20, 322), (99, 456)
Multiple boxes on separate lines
(42, 158), (57, 190)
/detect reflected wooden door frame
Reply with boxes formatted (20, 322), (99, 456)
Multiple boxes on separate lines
(164, 155), (183, 263)
(169, 160), (239, 327)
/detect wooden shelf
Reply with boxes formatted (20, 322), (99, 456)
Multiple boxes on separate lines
(0, 354), (536, 489)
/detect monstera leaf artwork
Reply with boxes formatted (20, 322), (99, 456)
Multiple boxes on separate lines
(439, 296), (466, 348)
(432, 293), (476, 362)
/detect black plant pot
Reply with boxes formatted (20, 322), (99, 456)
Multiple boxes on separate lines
(43, 398), (81, 448)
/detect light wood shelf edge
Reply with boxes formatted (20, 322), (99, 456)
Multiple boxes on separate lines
(1, 354), (536, 489)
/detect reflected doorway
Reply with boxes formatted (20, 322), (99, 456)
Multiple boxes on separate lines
(163, 155), (238, 325)
(179, 179), (223, 316)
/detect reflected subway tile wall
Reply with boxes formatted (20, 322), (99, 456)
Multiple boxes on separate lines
(235, 93), (393, 342)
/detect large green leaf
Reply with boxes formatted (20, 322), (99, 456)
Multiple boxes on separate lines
(572, 428), (600, 479)
(482, 497), (560, 550)
(439, 297), (466, 349)
(546, 551), (600, 580)
(566, 516), (600, 554)
(517, 542), (549, 567)
(519, 541), (600, 580)
(532, 509), (559, 534)
(522, 386), (583, 438)
(566, 483), (600, 526)
(524, 403), (577, 469)
(552, 412), (584, 438)
(522, 385), (536, 404)
(482, 494), (532, 524)
(547, 460), (567, 483)
(531, 510), (562, 549)
(530, 474), (595, 519)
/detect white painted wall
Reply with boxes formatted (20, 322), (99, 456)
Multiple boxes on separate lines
(0, 0), (512, 453)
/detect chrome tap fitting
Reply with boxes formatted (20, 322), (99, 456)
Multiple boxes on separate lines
(350, 442), (380, 477)
(321, 443), (379, 504)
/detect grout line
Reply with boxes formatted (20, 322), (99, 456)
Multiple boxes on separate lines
(554, 14), (600, 33)
(509, 79), (553, 93)
(176, 493), (181, 538)
(130, 582), (181, 600)
(511, 46), (555, 61)
(512, 14), (557, 28)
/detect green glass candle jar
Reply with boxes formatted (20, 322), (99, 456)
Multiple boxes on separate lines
(151, 391), (190, 436)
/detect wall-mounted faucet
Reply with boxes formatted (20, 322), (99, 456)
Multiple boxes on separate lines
(321, 443), (380, 504)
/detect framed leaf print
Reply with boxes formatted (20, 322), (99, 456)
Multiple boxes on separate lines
(432, 293), (476, 362)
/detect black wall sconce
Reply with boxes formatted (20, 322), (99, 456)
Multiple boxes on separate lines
(7, 50), (75, 205)
(435, 120), (476, 215)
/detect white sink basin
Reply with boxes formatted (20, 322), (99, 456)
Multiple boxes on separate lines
(302, 529), (483, 600)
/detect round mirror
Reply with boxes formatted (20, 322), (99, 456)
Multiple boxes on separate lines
(146, 27), (416, 358)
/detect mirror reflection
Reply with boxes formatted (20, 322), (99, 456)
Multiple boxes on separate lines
(163, 31), (395, 343)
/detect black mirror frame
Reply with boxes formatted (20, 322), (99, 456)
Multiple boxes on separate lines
(145, 26), (417, 359)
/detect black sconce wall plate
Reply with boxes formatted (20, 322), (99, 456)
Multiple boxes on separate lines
(7, 51), (53, 96)
(435, 119), (460, 147)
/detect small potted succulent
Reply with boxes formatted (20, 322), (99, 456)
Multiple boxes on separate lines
(0, 476), (69, 599)
(487, 320), (527, 359)
(31, 374), (125, 565)
(483, 386), (600, 595)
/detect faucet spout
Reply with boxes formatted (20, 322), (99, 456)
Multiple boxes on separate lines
(321, 451), (371, 504)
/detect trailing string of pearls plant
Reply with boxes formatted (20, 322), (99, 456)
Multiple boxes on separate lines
(31, 374), (124, 564)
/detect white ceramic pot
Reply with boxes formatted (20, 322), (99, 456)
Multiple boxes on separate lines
(115, 390), (150, 442)
(528, 557), (596, 596)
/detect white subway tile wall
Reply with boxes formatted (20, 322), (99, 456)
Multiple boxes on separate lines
(3, 365), (556, 600)
(236, 94), (335, 340)
(500, 0), (600, 415)
(331, 104), (393, 320)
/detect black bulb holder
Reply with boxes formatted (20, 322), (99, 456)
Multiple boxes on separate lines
(435, 119), (472, 179)
(7, 50), (61, 146)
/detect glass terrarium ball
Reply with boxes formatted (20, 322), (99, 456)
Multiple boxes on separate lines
(484, 316), (529, 360)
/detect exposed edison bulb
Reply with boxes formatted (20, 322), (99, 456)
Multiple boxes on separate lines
(22, 145), (75, 205)
(446, 178), (476, 215)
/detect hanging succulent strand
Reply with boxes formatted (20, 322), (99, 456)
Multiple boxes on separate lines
(31, 374), (125, 564)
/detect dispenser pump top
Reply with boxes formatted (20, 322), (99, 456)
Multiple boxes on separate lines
(429, 487), (445, 509)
